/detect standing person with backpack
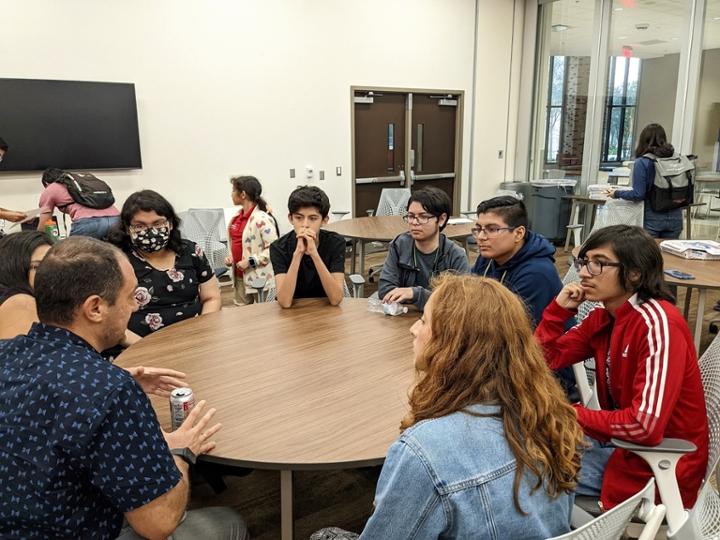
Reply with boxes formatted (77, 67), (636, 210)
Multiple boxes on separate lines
(37, 168), (120, 240)
(605, 123), (694, 239)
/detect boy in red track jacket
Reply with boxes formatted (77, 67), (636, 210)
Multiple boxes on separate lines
(535, 225), (708, 510)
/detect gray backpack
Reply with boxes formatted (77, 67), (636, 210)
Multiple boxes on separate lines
(643, 153), (695, 212)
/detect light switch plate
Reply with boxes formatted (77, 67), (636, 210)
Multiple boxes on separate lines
(289, 168), (295, 178)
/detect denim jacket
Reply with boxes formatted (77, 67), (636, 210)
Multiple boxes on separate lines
(359, 404), (573, 539)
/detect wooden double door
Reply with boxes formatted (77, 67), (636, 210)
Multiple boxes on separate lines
(352, 87), (463, 217)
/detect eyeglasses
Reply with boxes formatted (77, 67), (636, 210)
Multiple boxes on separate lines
(470, 225), (516, 238)
(403, 213), (438, 225)
(129, 220), (169, 233)
(572, 257), (622, 276)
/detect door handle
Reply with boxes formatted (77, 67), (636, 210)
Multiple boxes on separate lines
(399, 170), (406, 187)
(355, 175), (405, 185)
(413, 173), (456, 181)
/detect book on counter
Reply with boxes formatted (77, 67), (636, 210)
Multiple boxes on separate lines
(660, 240), (720, 260)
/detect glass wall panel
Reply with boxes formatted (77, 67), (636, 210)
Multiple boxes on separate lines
(600, 0), (686, 177)
(530, 0), (596, 180)
(692, 0), (720, 174)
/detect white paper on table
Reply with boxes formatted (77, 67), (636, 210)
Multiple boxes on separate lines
(6, 208), (41, 229)
(660, 240), (720, 260)
(447, 217), (473, 224)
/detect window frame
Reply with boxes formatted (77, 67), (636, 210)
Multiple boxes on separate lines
(544, 55), (568, 165)
(600, 56), (641, 164)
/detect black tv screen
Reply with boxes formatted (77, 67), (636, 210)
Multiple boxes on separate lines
(0, 78), (142, 171)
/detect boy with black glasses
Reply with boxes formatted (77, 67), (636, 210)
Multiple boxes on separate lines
(378, 187), (469, 311)
(471, 195), (561, 326)
(535, 225), (708, 511)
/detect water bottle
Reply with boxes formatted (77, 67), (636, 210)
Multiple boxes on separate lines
(368, 296), (408, 316)
(382, 302), (408, 316)
(44, 219), (60, 243)
(367, 296), (384, 313)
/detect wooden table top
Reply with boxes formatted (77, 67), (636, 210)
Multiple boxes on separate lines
(572, 244), (720, 290)
(115, 298), (418, 470)
(562, 195), (607, 205)
(660, 251), (720, 290)
(324, 215), (474, 242)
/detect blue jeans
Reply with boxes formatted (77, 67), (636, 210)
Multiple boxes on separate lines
(70, 216), (120, 240)
(576, 437), (614, 497)
(643, 208), (683, 239)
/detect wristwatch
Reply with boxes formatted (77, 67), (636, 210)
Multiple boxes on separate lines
(170, 447), (197, 465)
(248, 256), (257, 269)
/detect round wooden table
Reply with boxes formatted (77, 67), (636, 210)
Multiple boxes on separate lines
(325, 216), (474, 291)
(116, 298), (417, 540)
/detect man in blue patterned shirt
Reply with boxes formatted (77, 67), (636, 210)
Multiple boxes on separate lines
(0, 236), (247, 539)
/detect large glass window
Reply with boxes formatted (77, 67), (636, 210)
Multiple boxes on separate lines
(530, 0), (693, 187)
(601, 0), (685, 172)
(530, 0), (596, 180)
(601, 56), (640, 163)
(546, 56), (566, 163)
(692, 0), (720, 174)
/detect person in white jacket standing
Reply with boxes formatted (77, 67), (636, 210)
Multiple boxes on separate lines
(226, 175), (278, 305)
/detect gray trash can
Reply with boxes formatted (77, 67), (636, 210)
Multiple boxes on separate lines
(527, 180), (577, 243)
(498, 181), (531, 202)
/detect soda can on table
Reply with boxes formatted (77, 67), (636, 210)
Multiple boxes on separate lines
(170, 387), (195, 431)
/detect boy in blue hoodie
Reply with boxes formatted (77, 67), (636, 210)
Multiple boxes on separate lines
(471, 196), (562, 327)
(472, 196), (576, 398)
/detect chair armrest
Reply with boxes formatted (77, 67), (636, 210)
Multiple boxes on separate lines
(249, 277), (267, 290)
(349, 274), (365, 286)
(611, 437), (697, 455)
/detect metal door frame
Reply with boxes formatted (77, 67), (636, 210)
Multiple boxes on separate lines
(350, 85), (465, 216)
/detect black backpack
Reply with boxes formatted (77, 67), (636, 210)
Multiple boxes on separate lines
(642, 153), (695, 212)
(59, 172), (115, 209)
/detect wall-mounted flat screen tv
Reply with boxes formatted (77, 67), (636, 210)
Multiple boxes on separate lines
(0, 78), (142, 171)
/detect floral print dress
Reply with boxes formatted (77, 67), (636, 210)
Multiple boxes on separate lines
(126, 239), (214, 337)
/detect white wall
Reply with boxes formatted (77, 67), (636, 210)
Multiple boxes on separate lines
(693, 48), (720, 171)
(0, 0), (521, 230)
(468, 0), (524, 205)
(635, 53), (680, 143)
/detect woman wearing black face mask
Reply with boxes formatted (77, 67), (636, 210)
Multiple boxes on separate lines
(108, 190), (221, 339)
